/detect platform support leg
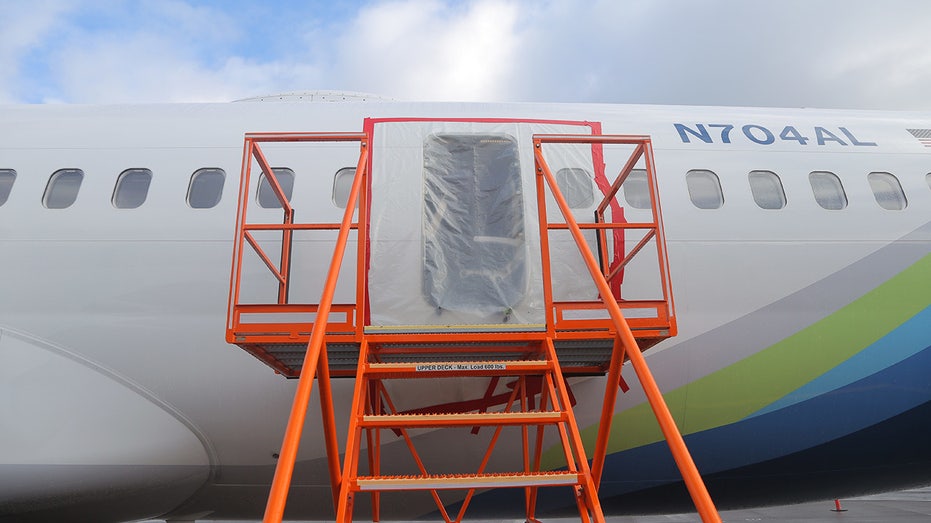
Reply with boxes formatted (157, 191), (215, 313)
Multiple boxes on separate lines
(262, 335), (328, 523)
(544, 340), (603, 523)
(336, 339), (370, 523)
(317, 352), (342, 510)
(592, 336), (626, 488)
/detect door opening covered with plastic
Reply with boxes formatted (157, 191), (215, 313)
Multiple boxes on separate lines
(366, 119), (600, 331)
(423, 134), (526, 319)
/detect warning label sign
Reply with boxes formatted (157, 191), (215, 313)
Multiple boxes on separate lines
(415, 363), (507, 372)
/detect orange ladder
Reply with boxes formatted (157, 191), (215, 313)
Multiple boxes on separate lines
(336, 336), (605, 523)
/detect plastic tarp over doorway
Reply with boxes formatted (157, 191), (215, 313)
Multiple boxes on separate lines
(367, 120), (598, 330)
(423, 133), (525, 317)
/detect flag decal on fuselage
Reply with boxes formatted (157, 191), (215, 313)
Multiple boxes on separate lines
(907, 128), (931, 147)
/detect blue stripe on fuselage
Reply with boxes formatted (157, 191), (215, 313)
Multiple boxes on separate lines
(595, 341), (931, 498)
(750, 306), (931, 418)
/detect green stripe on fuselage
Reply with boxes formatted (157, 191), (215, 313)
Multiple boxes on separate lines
(562, 253), (931, 464)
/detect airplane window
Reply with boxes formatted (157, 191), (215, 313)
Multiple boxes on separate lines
(748, 170), (786, 210)
(868, 172), (907, 211)
(622, 169), (651, 209)
(43, 169), (84, 209)
(187, 168), (225, 209)
(257, 168), (295, 209)
(0, 169), (14, 206)
(112, 168), (152, 209)
(927, 173), (931, 191)
(809, 171), (847, 210)
(555, 168), (594, 209)
(332, 167), (357, 208)
(686, 169), (724, 209)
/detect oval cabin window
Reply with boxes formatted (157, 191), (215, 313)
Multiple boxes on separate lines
(809, 171), (847, 210)
(0, 169), (15, 206)
(43, 169), (84, 209)
(112, 168), (152, 209)
(686, 169), (724, 209)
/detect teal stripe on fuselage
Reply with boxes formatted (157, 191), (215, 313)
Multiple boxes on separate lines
(750, 305), (931, 419)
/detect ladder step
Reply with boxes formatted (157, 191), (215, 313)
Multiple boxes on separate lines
(364, 359), (552, 377)
(355, 471), (582, 491)
(361, 410), (564, 428)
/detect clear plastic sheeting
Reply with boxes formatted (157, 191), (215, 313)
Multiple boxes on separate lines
(368, 120), (598, 328)
(423, 134), (526, 317)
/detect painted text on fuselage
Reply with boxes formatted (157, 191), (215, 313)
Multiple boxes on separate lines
(675, 123), (878, 147)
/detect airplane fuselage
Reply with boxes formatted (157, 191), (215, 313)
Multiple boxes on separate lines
(1, 100), (930, 521)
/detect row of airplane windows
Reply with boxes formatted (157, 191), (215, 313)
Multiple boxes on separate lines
(0, 167), (930, 211)
(652, 169), (929, 211)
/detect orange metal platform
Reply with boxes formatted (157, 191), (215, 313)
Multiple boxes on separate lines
(226, 123), (720, 522)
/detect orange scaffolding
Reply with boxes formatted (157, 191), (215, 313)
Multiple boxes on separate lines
(226, 125), (720, 522)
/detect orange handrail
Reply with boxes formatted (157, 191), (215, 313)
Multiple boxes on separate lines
(256, 136), (369, 523)
(533, 136), (720, 522)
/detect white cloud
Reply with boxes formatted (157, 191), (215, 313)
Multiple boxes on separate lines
(2, 0), (931, 109)
(814, 7), (931, 110)
(13, 1), (325, 103)
(51, 34), (254, 103)
(333, 0), (521, 101)
(505, 1), (931, 110)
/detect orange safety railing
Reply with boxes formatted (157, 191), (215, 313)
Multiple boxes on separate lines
(226, 132), (369, 374)
(533, 134), (676, 343)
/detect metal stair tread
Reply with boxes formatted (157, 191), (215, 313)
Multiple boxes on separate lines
(361, 410), (564, 426)
(355, 471), (582, 491)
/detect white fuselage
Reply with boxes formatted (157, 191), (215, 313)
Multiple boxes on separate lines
(1, 100), (930, 521)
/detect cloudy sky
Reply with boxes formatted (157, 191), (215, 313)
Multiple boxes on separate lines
(2, 0), (930, 109)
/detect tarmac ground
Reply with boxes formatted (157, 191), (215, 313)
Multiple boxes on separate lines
(142, 487), (931, 522)
(608, 488), (931, 523)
